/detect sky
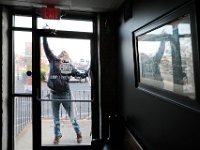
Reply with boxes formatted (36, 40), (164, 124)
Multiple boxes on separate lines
(14, 16), (92, 62)
(42, 37), (91, 62)
(137, 19), (191, 57)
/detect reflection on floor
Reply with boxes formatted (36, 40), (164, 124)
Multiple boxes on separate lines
(16, 119), (91, 150)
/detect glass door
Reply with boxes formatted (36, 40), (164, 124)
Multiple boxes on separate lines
(12, 14), (96, 150)
(39, 36), (92, 146)
(13, 30), (33, 150)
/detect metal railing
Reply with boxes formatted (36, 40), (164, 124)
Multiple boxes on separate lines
(14, 90), (91, 136)
(14, 96), (32, 136)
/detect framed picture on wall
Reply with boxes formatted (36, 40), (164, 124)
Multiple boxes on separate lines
(132, 1), (200, 109)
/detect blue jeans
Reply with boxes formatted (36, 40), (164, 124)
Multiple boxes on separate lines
(51, 91), (81, 137)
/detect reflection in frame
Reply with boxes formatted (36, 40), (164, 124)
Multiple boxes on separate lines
(136, 14), (195, 99)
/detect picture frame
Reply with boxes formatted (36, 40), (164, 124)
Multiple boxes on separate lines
(132, 1), (200, 110)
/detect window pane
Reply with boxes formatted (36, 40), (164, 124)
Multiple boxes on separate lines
(37, 18), (93, 32)
(138, 15), (195, 99)
(14, 31), (32, 93)
(13, 15), (32, 28)
(14, 96), (32, 150)
(40, 37), (92, 145)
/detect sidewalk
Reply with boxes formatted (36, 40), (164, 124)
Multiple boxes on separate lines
(16, 119), (92, 150)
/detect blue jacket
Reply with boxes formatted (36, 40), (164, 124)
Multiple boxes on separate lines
(43, 37), (75, 92)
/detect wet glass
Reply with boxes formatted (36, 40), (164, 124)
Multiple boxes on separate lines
(137, 15), (195, 99)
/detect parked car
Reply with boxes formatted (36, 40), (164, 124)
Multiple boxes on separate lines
(73, 68), (89, 80)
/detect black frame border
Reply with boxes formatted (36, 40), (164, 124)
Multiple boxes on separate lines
(132, 0), (200, 113)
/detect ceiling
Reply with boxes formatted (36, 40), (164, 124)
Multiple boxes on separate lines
(0, 0), (125, 12)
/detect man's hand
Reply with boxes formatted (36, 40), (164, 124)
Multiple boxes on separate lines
(43, 24), (50, 29)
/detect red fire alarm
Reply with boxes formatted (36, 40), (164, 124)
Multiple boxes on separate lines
(42, 7), (61, 19)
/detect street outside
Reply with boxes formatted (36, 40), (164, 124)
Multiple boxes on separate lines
(15, 76), (91, 136)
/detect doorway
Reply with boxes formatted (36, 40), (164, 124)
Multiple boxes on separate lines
(12, 14), (97, 150)
(39, 36), (92, 145)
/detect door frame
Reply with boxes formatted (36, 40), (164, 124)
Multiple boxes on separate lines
(34, 30), (95, 150)
(10, 8), (99, 150)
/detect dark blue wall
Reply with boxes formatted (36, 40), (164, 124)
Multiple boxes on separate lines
(117, 0), (200, 149)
